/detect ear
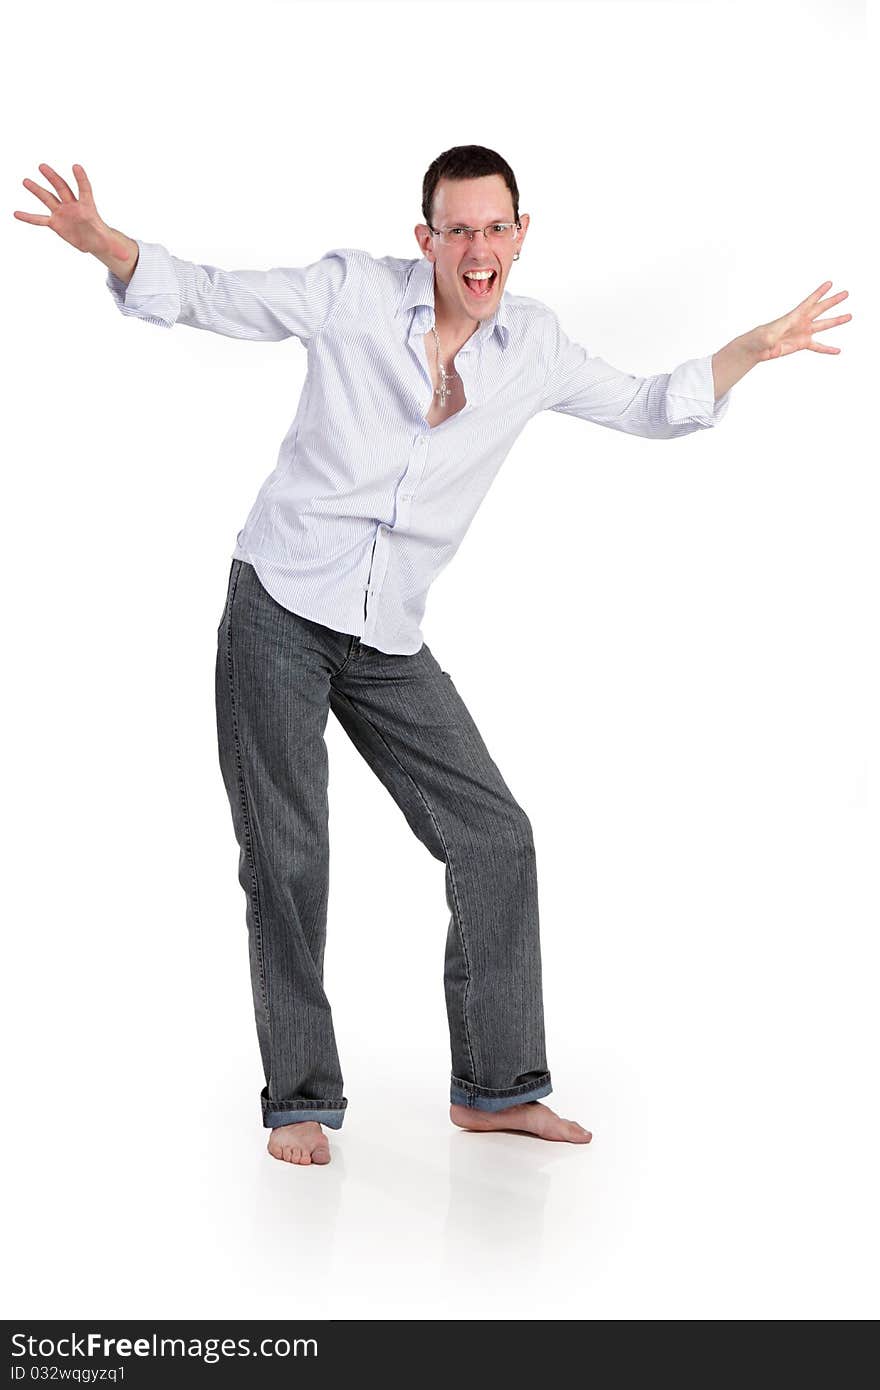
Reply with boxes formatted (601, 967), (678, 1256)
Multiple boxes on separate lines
(414, 224), (434, 259)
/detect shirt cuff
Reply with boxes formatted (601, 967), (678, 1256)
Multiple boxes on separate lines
(105, 239), (181, 327)
(665, 354), (732, 428)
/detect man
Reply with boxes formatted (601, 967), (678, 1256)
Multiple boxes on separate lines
(15, 146), (851, 1168)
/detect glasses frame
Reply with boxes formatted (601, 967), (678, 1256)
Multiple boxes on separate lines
(427, 221), (522, 246)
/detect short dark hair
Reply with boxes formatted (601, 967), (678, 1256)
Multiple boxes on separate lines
(422, 145), (520, 229)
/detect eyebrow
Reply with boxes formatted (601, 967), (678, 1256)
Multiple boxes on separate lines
(443, 216), (514, 225)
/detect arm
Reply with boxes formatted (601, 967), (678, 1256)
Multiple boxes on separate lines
(711, 333), (763, 400)
(539, 309), (732, 440)
(104, 237), (351, 342)
(94, 227), (140, 285)
(13, 160), (351, 344)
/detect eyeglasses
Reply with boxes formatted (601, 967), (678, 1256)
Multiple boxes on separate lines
(428, 222), (520, 246)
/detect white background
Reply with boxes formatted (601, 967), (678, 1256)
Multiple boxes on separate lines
(4, 0), (875, 1320)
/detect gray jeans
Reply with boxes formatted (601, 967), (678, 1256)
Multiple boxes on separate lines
(215, 559), (552, 1129)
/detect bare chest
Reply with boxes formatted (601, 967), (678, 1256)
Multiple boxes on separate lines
(422, 328), (468, 427)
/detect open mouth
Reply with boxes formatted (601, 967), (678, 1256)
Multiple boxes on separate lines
(462, 269), (497, 299)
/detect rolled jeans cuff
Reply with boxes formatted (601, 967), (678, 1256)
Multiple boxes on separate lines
(449, 1073), (552, 1111)
(262, 1087), (348, 1130)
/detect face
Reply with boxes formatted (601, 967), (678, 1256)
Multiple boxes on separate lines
(415, 174), (529, 336)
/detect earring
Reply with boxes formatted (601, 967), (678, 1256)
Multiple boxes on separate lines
(513, 251), (520, 260)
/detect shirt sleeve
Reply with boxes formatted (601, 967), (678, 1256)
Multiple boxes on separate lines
(538, 308), (732, 438)
(105, 239), (351, 343)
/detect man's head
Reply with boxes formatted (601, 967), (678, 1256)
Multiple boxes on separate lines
(415, 145), (529, 335)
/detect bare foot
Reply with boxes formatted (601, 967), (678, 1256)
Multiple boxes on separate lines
(450, 1099), (591, 1143)
(267, 1120), (331, 1165)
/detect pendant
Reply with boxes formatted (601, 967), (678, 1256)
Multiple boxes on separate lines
(432, 324), (450, 407)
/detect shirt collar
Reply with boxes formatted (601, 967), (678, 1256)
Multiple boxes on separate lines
(396, 255), (510, 348)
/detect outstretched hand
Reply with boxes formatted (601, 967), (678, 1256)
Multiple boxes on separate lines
(753, 281), (852, 361)
(13, 162), (132, 261)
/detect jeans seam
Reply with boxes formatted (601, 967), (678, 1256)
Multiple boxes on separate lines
(332, 635), (360, 678)
(450, 1073), (551, 1100)
(223, 564), (273, 1064)
(329, 687), (477, 1088)
(264, 1102), (347, 1112)
(217, 557), (238, 632)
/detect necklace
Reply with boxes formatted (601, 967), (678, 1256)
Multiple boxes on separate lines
(430, 325), (458, 408)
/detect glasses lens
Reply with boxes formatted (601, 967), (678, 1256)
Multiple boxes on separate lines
(440, 224), (517, 245)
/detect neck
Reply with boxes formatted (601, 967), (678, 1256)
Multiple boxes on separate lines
(431, 273), (483, 347)
(432, 313), (479, 349)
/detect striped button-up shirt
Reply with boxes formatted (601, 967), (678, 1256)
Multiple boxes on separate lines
(107, 241), (732, 654)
